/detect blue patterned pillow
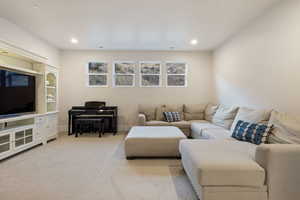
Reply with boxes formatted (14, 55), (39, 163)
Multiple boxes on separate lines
(232, 120), (273, 145)
(163, 112), (181, 122)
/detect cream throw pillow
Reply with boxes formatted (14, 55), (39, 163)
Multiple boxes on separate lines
(268, 111), (300, 144)
(230, 107), (272, 132)
(212, 104), (239, 129)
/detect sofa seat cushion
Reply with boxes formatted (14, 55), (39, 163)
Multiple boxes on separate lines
(191, 122), (224, 139)
(188, 120), (208, 123)
(145, 120), (190, 129)
(145, 121), (170, 126)
(201, 128), (233, 140)
(169, 120), (191, 129)
(180, 140), (264, 187)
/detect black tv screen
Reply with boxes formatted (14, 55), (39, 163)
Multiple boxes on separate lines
(0, 69), (36, 116)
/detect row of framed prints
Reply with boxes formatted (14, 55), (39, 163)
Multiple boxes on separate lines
(87, 61), (188, 87)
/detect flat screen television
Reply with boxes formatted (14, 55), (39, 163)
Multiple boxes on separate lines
(0, 69), (36, 117)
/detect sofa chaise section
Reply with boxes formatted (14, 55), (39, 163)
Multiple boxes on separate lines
(180, 139), (267, 200)
(255, 144), (300, 200)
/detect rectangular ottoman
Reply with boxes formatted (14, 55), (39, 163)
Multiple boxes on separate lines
(125, 126), (187, 158)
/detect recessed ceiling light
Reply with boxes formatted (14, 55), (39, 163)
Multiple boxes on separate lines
(190, 39), (198, 45)
(70, 38), (78, 44)
(32, 1), (40, 9)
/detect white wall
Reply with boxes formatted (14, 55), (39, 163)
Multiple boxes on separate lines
(59, 50), (214, 131)
(213, 0), (300, 115)
(0, 17), (60, 67)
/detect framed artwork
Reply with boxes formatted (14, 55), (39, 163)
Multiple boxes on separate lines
(87, 62), (108, 87)
(139, 61), (161, 87)
(166, 62), (188, 87)
(113, 61), (136, 87)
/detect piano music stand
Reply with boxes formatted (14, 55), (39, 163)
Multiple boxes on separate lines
(85, 101), (106, 108)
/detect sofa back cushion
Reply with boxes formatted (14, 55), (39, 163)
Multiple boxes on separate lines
(204, 103), (219, 121)
(183, 104), (206, 121)
(156, 104), (184, 121)
(212, 104), (239, 129)
(268, 111), (300, 144)
(230, 107), (272, 132)
(232, 120), (273, 145)
(138, 104), (156, 121)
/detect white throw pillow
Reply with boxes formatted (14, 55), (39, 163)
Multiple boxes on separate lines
(212, 105), (239, 129)
(268, 111), (300, 144)
(230, 107), (272, 132)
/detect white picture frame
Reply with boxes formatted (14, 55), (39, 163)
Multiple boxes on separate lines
(113, 61), (136, 87)
(86, 62), (109, 87)
(139, 61), (161, 87)
(165, 62), (188, 87)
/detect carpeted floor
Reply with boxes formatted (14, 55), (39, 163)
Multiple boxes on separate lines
(0, 132), (198, 200)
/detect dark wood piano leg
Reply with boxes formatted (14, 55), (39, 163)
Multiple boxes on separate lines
(113, 117), (117, 135)
(68, 112), (71, 135)
(100, 121), (104, 138)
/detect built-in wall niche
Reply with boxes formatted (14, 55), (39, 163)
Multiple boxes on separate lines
(46, 73), (56, 87)
(45, 70), (58, 113)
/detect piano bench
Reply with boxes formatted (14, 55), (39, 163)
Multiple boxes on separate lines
(74, 118), (105, 138)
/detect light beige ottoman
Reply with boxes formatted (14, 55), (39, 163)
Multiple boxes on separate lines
(125, 126), (187, 159)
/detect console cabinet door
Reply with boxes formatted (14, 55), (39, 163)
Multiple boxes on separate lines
(47, 114), (58, 139)
(0, 132), (12, 159)
(13, 127), (34, 151)
(35, 116), (47, 144)
(36, 114), (58, 142)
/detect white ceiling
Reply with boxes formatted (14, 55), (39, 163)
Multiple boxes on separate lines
(0, 0), (281, 50)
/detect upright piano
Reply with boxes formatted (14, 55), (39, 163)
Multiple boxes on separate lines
(68, 106), (118, 135)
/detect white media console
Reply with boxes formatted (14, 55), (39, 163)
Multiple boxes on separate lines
(0, 113), (58, 160)
(0, 40), (59, 160)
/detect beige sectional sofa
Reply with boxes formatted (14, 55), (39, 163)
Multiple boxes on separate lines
(138, 103), (300, 200)
(183, 106), (300, 200)
(138, 103), (216, 137)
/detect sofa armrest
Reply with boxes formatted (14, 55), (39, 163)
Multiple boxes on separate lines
(255, 144), (300, 200)
(138, 113), (146, 125)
